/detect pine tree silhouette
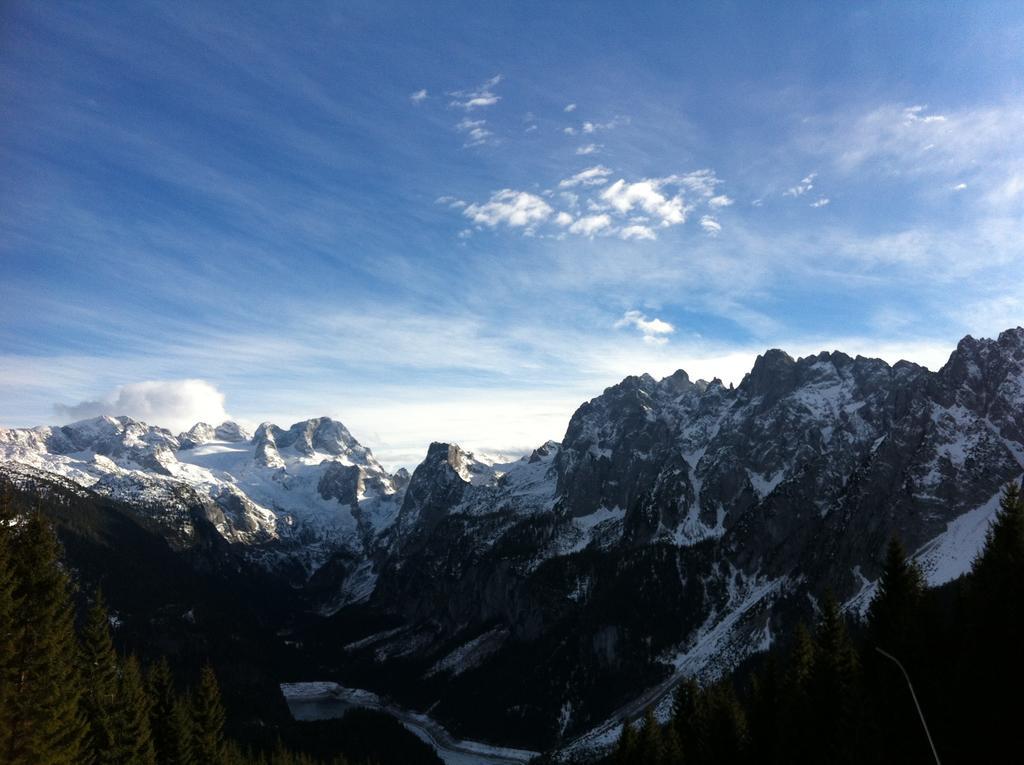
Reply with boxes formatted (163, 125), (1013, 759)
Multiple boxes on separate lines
(193, 663), (228, 764)
(80, 590), (123, 763)
(4, 511), (88, 765)
(117, 655), (157, 764)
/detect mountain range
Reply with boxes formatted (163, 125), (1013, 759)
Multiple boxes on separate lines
(3, 327), (1023, 755)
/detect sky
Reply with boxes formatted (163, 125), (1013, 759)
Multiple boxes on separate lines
(2, 1), (1024, 468)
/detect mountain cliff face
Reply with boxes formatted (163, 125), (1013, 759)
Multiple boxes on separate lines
(2, 328), (1023, 754)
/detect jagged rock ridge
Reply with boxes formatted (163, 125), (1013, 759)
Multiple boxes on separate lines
(2, 328), (1024, 754)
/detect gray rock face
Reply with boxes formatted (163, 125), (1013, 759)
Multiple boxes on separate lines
(4, 329), (1024, 753)
(318, 462), (363, 506)
(354, 328), (1024, 751)
(395, 442), (470, 548)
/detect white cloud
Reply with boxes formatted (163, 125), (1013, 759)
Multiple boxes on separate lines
(952, 182), (968, 191)
(614, 310), (675, 345)
(456, 118), (492, 146)
(700, 215), (722, 235)
(810, 197), (830, 208)
(576, 143), (601, 155)
(410, 88), (428, 104)
(619, 224), (657, 241)
(903, 105), (946, 125)
(575, 116), (628, 135)
(600, 178), (689, 226)
(672, 169), (723, 198)
(54, 379), (229, 432)
(445, 168), (727, 241)
(448, 74), (503, 110)
(820, 103), (1024, 184)
(569, 213), (612, 237)
(559, 165), (613, 188)
(435, 195), (467, 208)
(564, 103), (577, 112)
(563, 126), (577, 136)
(463, 190), (553, 228)
(784, 172), (817, 197)
(988, 173), (1024, 205)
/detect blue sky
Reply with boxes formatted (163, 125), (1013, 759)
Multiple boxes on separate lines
(2, 1), (1023, 466)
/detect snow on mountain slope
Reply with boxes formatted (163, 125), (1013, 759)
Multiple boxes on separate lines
(3, 328), (1024, 749)
(0, 415), (403, 585)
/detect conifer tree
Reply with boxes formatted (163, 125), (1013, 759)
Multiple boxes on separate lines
(661, 720), (683, 765)
(117, 655), (157, 765)
(168, 692), (197, 765)
(808, 593), (861, 764)
(613, 719), (637, 765)
(864, 538), (928, 763)
(701, 682), (747, 765)
(867, 538), (924, 653)
(747, 657), (782, 764)
(4, 511), (88, 765)
(80, 589), (123, 763)
(782, 622), (817, 764)
(0, 486), (22, 749)
(147, 656), (178, 762)
(963, 480), (1024, 759)
(193, 663), (228, 765)
(971, 480), (1024, 615)
(671, 678), (703, 762)
(787, 622), (814, 691)
(635, 706), (663, 765)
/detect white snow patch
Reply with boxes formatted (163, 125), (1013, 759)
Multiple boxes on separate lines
(913, 487), (1004, 586)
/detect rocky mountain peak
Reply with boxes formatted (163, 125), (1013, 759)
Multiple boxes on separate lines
(739, 348), (797, 399)
(178, 422), (216, 449)
(395, 442), (471, 546)
(214, 421), (250, 442)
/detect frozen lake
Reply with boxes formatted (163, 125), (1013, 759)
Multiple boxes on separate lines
(281, 682), (538, 765)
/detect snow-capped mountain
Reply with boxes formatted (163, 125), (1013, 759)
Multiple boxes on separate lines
(0, 415), (405, 585)
(3, 327), (1024, 754)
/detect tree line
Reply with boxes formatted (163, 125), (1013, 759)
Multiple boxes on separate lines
(0, 488), (350, 765)
(609, 481), (1024, 765)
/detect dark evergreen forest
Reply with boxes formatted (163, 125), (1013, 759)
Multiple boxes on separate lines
(0, 481), (441, 765)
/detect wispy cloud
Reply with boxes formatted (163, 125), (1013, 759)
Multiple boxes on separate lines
(700, 215), (722, 235)
(448, 74), (503, 110)
(409, 88), (428, 104)
(618, 224), (657, 241)
(559, 165), (613, 188)
(576, 143), (601, 155)
(784, 172), (817, 197)
(580, 116), (629, 134)
(456, 117), (492, 146)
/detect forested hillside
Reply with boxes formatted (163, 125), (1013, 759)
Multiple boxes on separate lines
(589, 483), (1024, 765)
(0, 481), (441, 765)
